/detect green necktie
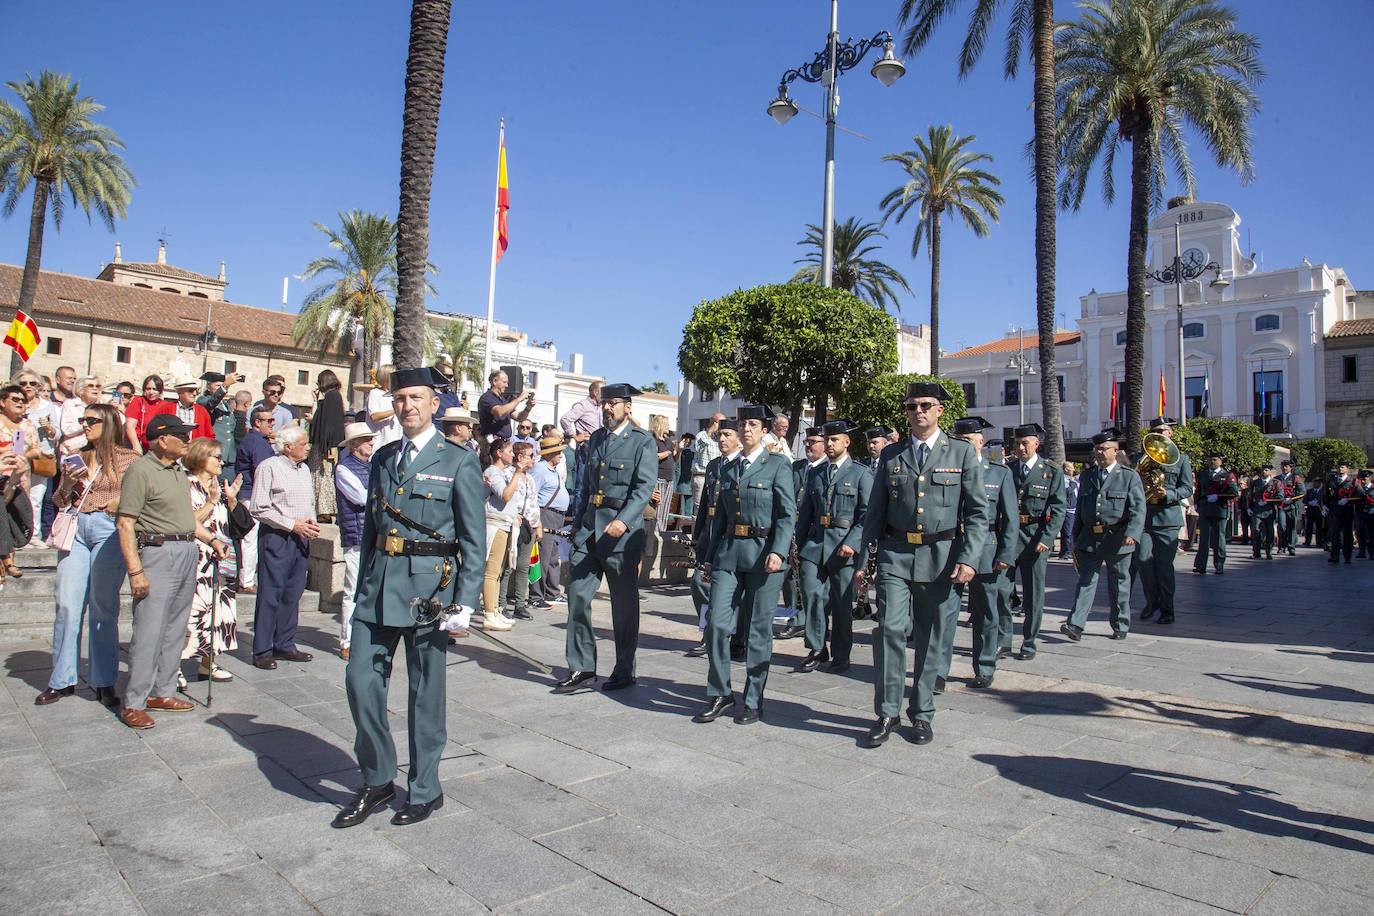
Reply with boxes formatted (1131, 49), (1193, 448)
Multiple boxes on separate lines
(916, 442), (929, 471)
(398, 442), (414, 476)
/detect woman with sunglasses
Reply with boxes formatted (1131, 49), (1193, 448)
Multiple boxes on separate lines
(0, 384), (37, 576)
(12, 369), (58, 547)
(36, 403), (138, 706)
(123, 374), (175, 455)
(179, 437), (242, 684)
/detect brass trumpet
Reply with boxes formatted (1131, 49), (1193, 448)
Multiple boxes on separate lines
(1137, 432), (1181, 504)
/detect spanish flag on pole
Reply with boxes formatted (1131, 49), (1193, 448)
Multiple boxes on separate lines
(495, 124), (510, 263)
(4, 310), (40, 362)
(1158, 369), (1167, 416)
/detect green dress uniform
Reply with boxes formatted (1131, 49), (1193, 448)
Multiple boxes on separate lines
(1275, 469), (1303, 554)
(1005, 451), (1066, 656)
(1066, 457), (1146, 636)
(778, 456), (814, 628)
(862, 425), (990, 724)
(564, 410), (658, 682)
(794, 449), (872, 666)
(703, 445), (796, 711)
(1134, 447), (1193, 621)
(1249, 472), (1280, 558)
(947, 447), (1016, 681)
(345, 423), (486, 806)
(1194, 462), (1239, 573)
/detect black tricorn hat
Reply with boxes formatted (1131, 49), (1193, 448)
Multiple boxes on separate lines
(391, 367), (446, 392)
(904, 381), (949, 403)
(1090, 427), (1122, 446)
(716, 418), (740, 432)
(199, 371), (225, 384)
(953, 415), (994, 435)
(1012, 422), (1045, 439)
(600, 382), (640, 401)
(821, 420), (855, 437)
(803, 426), (823, 438)
(1149, 416), (1177, 430)
(736, 404), (775, 422)
(864, 426), (892, 439)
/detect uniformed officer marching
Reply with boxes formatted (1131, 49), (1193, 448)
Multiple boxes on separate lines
(1004, 423), (1065, 660)
(1275, 460), (1303, 556)
(1324, 462), (1359, 564)
(1194, 452), (1239, 574)
(557, 383), (658, 693)
(1062, 428), (1145, 642)
(335, 367), (486, 829)
(778, 427), (825, 641)
(794, 420), (872, 674)
(1134, 417), (1193, 626)
(941, 416), (1014, 690)
(861, 382), (990, 748)
(684, 420), (741, 658)
(1249, 465), (1280, 559)
(695, 404), (797, 725)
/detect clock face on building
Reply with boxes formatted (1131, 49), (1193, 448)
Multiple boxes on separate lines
(1181, 247), (1208, 272)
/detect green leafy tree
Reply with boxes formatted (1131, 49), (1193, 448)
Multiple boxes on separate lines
(679, 284), (898, 436)
(836, 373), (967, 457)
(880, 124), (1003, 375)
(790, 217), (912, 312)
(1171, 418), (1273, 475)
(896, 0), (1065, 462)
(425, 319), (484, 388)
(1290, 438), (1369, 481)
(643, 381), (670, 395)
(392, 0), (452, 369)
(1056, 0), (1263, 456)
(0, 71), (135, 375)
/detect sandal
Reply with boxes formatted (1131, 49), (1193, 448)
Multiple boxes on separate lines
(4, 556), (22, 578)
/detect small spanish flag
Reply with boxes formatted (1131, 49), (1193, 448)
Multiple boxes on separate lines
(495, 124), (510, 263)
(1158, 369), (1167, 415)
(4, 310), (40, 362)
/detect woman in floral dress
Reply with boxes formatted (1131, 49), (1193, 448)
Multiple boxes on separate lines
(181, 438), (242, 682)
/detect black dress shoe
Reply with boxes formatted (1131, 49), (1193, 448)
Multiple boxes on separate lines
(729, 645), (746, 662)
(274, 649), (313, 662)
(797, 650), (829, 673)
(93, 686), (121, 707)
(907, 720), (934, 745)
(391, 795), (444, 826)
(512, 606), (534, 620)
(693, 696), (735, 723)
(685, 641), (708, 658)
(1019, 647), (1037, 661)
(35, 686), (75, 705)
(1059, 623), (1083, 642)
(602, 674), (636, 691)
(554, 671), (596, 694)
(253, 654), (278, 670)
(933, 676), (946, 695)
(1109, 630), (1127, 640)
(1139, 606), (1157, 621)
(827, 660), (851, 674)
(970, 675), (994, 689)
(776, 625), (805, 640)
(735, 706), (761, 725)
(866, 716), (898, 747)
(996, 647), (1011, 660)
(331, 783), (396, 829)
(1157, 611), (1175, 625)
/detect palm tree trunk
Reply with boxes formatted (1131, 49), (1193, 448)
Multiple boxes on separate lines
(929, 213), (942, 376)
(1123, 131), (1152, 458)
(392, 0), (451, 370)
(10, 179), (50, 377)
(1032, 0), (1063, 462)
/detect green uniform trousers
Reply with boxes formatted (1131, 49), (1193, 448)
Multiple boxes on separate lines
(706, 568), (782, 709)
(1136, 528), (1180, 614)
(1004, 550), (1049, 652)
(1251, 514), (1276, 556)
(798, 558), (856, 663)
(565, 548), (641, 679)
(1194, 515), (1228, 571)
(1277, 507), (1297, 549)
(344, 619), (448, 805)
(873, 573), (960, 722)
(1067, 550), (1132, 634)
(968, 570), (1009, 678)
(691, 567), (709, 624)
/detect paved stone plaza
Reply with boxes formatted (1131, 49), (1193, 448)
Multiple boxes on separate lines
(3, 549), (1373, 914)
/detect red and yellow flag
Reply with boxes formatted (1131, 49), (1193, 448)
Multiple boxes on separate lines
(3, 310), (40, 362)
(1158, 370), (1167, 415)
(495, 132), (510, 263)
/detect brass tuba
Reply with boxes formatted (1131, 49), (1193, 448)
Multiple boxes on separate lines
(1137, 432), (1181, 504)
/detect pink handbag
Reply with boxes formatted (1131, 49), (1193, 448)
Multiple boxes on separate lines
(46, 468), (95, 552)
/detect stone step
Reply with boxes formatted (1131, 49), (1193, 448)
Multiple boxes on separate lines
(0, 589), (327, 640)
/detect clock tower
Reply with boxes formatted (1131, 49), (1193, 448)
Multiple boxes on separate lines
(1148, 198), (1254, 306)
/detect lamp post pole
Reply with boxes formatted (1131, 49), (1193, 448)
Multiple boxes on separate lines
(1148, 216), (1228, 426)
(767, 1), (905, 287)
(1007, 327), (1037, 426)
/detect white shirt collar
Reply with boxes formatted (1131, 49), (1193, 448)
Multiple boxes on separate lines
(1023, 454), (1039, 470)
(830, 453), (849, 469)
(915, 428), (941, 450)
(612, 419), (631, 436)
(1101, 461), (1119, 475)
(808, 456), (826, 468)
(742, 444), (766, 462)
(400, 424), (437, 459)
(722, 448), (742, 462)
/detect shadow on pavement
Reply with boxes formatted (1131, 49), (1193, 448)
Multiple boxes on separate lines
(208, 712), (358, 808)
(4, 649), (51, 692)
(1206, 672), (1374, 705)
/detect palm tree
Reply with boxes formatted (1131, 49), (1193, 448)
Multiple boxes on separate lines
(791, 217), (912, 312)
(880, 125), (1003, 376)
(294, 210), (401, 376)
(897, 0), (1065, 459)
(643, 381), (670, 395)
(1056, 0), (1261, 454)
(425, 318), (484, 389)
(0, 72), (135, 375)
(392, 0), (452, 370)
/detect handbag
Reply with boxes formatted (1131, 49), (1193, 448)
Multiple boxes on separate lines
(47, 466), (96, 551)
(31, 454), (57, 478)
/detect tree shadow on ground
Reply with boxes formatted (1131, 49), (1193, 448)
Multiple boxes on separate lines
(443, 632), (555, 686)
(974, 753), (1374, 854)
(1277, 647), (1374, 665)
(208, 712), (361, 809)
(4, 649), (52, 692)
(1205, 672), (1374, 706)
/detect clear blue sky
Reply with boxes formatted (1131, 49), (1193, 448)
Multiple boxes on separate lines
(3, 0), (1371, 385)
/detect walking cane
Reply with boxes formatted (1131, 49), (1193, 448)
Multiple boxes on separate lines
(207, 547), (220, 708)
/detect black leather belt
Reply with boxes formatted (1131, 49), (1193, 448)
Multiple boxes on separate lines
(730, 524), (771, 538)
(377, 535), (461, 557)
(818, 514), (853, 529)
(884, 525), (957, 545)
(137, 532), (195, 547)
(591, 494), (625, 510)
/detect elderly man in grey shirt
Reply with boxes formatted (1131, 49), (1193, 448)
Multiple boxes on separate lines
(248, 425), (320, 669)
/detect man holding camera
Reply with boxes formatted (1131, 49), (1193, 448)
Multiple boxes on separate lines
(477, 368), (535, 442)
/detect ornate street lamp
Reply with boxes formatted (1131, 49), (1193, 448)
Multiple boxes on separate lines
(1006, 328), (1037, 425)
(1147, 217), (1228, 425)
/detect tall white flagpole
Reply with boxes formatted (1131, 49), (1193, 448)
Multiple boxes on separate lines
(482, 118), (505, 386)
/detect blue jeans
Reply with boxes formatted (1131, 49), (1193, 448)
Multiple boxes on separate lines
(50, 511), (127, 690)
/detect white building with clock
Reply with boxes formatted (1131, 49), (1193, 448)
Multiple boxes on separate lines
(944, 197), (1363, 443)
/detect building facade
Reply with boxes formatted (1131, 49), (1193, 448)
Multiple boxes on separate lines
(942, 331), (1084, 443)
(1323, 289), (1374, 461)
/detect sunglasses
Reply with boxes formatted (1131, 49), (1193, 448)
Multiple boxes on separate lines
(265, 389), (284, 396)
(905, 401), (941, 412)
(79, 416), (104, 426)
(18, 381), (39, 387)
(161, 431), (191, 442)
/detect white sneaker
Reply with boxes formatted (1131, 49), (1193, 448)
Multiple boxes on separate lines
(483, 612), (514, 632)
(177, 670), (188, 690)
(198, 662), (233, 682)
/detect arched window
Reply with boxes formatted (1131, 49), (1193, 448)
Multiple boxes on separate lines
(188, 291), (209, 299)
(1254, 314), (1280, 332)
(1114, 330), (1127, 346)
(132, 282), (153, 289)
(1182, 322), (1205, 339)
(160, 287), (181, 294)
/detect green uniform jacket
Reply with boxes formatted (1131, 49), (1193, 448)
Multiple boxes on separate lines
(1196, 467), (1239, 518)
(355, 435), (487, 627)
(971, 461), (1019, 574)
(1007, 458), (1066, 555)
(1248, 475), (1279, 519)
(704, 450), (796, 573)
(1276, 472), (1305, 510)
(1140, 450), (1194, 531)
(568, 423), (658, 556)
(1071, 464), (1146, 555)
(794, 457), (872, 571)
(692, 454), (730, 560)
(861, 432), (991, 580)
(791, 458), (811, 507)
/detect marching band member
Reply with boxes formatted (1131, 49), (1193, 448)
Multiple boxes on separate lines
(1194, 452), (1239, 575)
